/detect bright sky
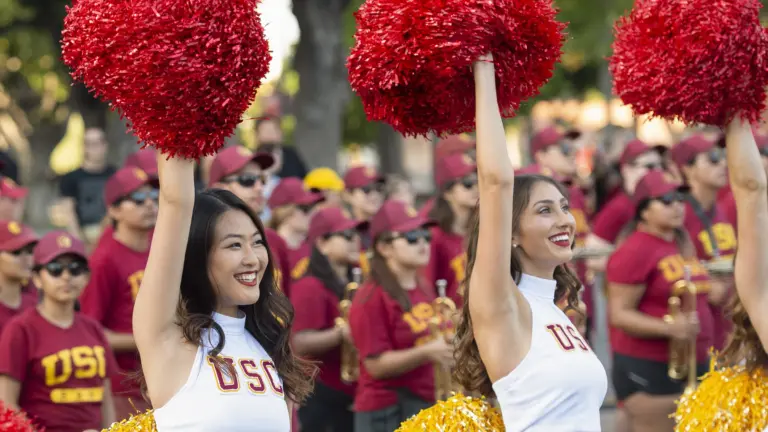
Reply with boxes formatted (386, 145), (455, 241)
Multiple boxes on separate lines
(258, 0), (300, 81)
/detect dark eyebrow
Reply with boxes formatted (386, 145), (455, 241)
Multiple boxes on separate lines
(221, 232), (262, 242)
(534, 199), (555, 206)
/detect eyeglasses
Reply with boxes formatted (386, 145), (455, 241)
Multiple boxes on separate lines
(119, 189), (159, 206)
(10, 244), (35, 256)
(223, 173), (268, 188)
(390, 228), (432, 245)
(43, 260), (89, 278)
(655, 192), (685, 206)
(325, 229), (358, 241)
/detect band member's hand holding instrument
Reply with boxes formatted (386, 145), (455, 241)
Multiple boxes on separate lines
(665, 265), (698, 390)
(337, 267), (362, 384)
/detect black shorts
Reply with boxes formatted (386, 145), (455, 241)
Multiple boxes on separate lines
(612, 353), (709, 402)
(354, 389), (431, 432)
(298, 382), (354, 432)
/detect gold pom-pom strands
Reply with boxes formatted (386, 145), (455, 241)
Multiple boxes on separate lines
(103, 410), (157, 432)
(673, 360), (768, 432)
(396, 393), (505, 432)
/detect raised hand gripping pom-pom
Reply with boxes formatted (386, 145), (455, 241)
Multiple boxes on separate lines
(347, 0), (564, 138)
(609, 0), (768, 126)
(395, 394), (504, 432)
(0, 401), (39, 432)
(61, 0), (271, 158)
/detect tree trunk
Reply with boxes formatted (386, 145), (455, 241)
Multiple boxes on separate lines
(375, 124), (404, 175)
(291, 0), (351, 170)
(23, 122), (67, 230)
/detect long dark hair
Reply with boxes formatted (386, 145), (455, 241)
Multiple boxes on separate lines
(361, 235), (416, 312)
(135, 189), (316, 403)
(429, 193), (455, 234)
(307, 245), (348, 299)
(453, 174), (582, 396)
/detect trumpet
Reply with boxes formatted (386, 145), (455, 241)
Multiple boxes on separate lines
(430, 279), (458, 401)
(336, 267), (361, 384)
(663, 265), (698, 390)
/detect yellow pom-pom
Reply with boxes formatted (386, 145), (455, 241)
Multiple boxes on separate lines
(396, 393), (505, 432)
(103, 410), (157, 432)
(673, 360), (768, 431)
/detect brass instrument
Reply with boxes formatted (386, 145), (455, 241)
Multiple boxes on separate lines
(430, 279), (459, 401)
(703, 258), (734, 275)
(663, 265), (698, 389)
(337, 267), (361, 383)
(572, 246), (616, 260)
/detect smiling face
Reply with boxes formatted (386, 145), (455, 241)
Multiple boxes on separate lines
(207, 209), (270, 309)
(513, 180), (576, 272)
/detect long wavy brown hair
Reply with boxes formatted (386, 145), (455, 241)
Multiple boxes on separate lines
(453, 174), (582, 396)
(133, 189), (316, 404)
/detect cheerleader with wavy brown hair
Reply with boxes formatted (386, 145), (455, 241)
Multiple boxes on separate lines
(448, 53), (607, 431)
(673, 120), (768, 432)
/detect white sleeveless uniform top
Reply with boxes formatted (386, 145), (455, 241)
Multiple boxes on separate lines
(492, 274), (607, 432)
(154, 312), (290, 431)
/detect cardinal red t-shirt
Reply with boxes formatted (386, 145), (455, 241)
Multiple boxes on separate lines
(606, 230), (714, 362)
(265, 228), (291, 297)
(717, 188), (738, 232)
(0, 289), (37, 332)
(78, 233), (148, 397)
(349, 282), (442, 412)
(290, 276), (355, 396)
(0, 308), (118, 432)
(682, 200), (737, 350)
(288, 242), (311, 282)
(591, 191), (634, 243)
(424, 227), (465, 305)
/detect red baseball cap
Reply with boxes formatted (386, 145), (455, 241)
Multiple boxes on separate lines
(124, 148), (158, 179)
(515, 164), (568, 184)
(267, 177), (324, 209)
(435, 154), (476, 188)
(370, 200), (436, 240)
(0, 221), (37, 252)
(104, 167), (153, 207)
(530, 126), (581, 155)
(307, 207), (369, 244)
(436, 135), (475, 158)
(33, 230), (87, 266)
(633, 171), (688, 204)
(208, 146), (275, 187)
(618, 139), (666, 166)
(0, 177), (27, 200)
(669, 134), (724, 168)
(343, 166), (383, 190)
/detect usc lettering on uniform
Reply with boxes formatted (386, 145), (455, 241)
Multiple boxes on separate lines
(291, 257), (309, 280)
(128, 270), (144, 300)
(697, 222), (736, 258)
(207, 356), (284, 397)
(402, 302), (437, 334)
(448, 253), (467, 288)
(40, 345), (108, 403)
(657, 255), (708, 282)
(546, 324), (590, 352)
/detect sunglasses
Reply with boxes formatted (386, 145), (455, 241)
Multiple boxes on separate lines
(655, 192), (685, 206)
(119, 189), (159, 206)
(325, 229), (358, 241)
(633, 161), (663, 171)
(223, 173), (268, 188)
(10, 244), (35, 256)
(44, 260), (89, 278)
(359, 183), (382, 195)
(297, 203), (316, 214)
(390, 228), (432, 245)
(556, 142), (574, 156)
(704, 149), (725, 164)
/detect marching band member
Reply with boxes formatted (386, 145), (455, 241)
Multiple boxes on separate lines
(452, 53), (607, 431)
(348, 199), (452, 431)
(0, 231), (117, 432)
(342, 166), (384, 276)
(425, 153), (477, 304)
(290, 207), (366, 432)
(132, 155), (314, 430)
(606, 170), (714, 432)
(266, 177), (324, 283)
(718, 132), (768, 231)
(418, 135), (476, 218)
(303, 167), (346, 210)
(78, 167), (157, 419)
(670, 135), (736, 350)
(383, 174), (416, 209)
(0, 221), (38, 332)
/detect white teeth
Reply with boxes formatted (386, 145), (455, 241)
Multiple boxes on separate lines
(549, 235), (569, 242)
(235, 272), (257, 283)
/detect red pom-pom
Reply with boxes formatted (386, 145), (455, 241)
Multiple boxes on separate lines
(0, 402), (39, 432)
(610, 0), (768, 126)
(347, 0), (564, 138)
(61, 0), (271, 158)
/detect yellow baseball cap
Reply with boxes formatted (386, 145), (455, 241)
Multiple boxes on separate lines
(304, 167), (344, 192)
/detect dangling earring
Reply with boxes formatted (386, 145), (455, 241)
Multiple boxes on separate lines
(512, 243), (518, 248)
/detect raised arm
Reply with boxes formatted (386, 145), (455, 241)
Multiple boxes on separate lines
(726, 118), (768, 348)
(132, 155), (196, 386)
(467, 54), (530, 382)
